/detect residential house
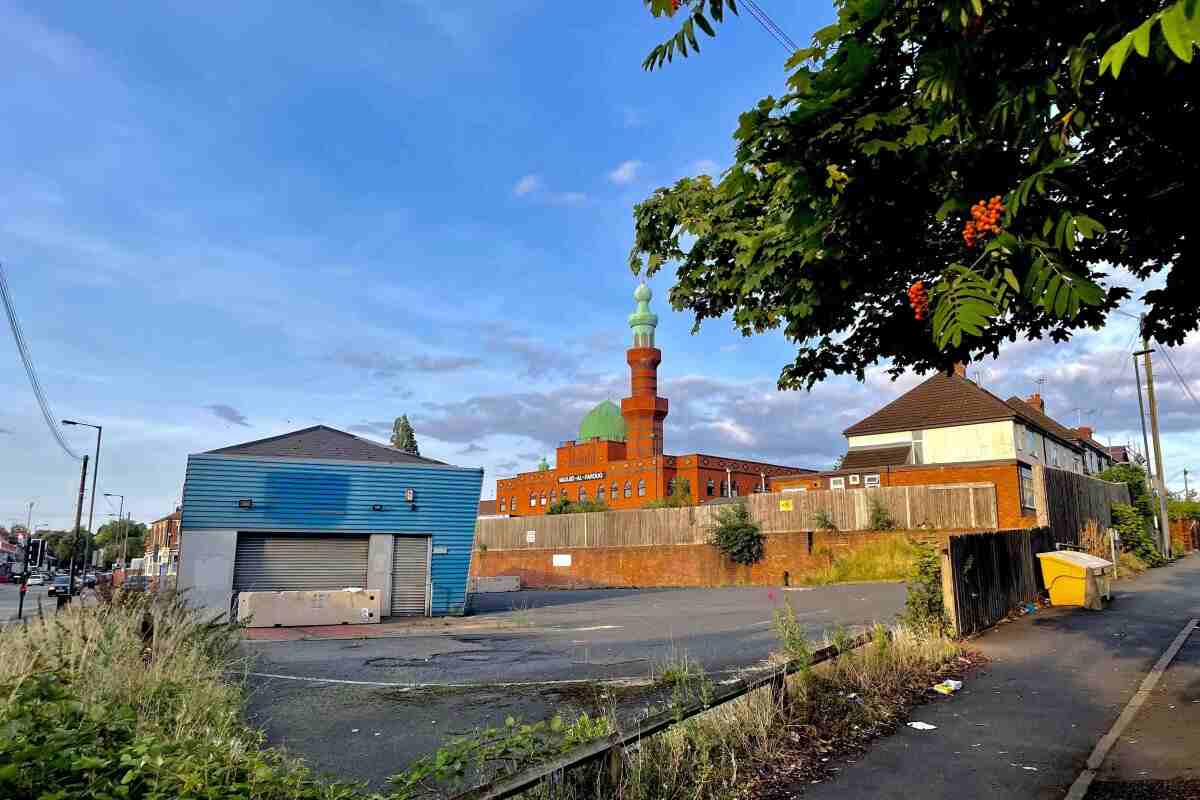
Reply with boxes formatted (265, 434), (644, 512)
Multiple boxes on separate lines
(144, 509), (181, 580)
(771, 365), (1112, 529)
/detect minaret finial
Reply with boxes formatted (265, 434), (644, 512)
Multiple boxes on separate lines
(628, 282), (658, 347)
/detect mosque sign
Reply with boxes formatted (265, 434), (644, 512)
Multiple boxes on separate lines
(557, 471), (606, 484)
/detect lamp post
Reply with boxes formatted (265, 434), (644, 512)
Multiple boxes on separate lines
(104, 494), (125, 571)
(62, 420), (102, 573)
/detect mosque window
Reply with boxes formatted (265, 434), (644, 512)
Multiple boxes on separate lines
(706, 479), (715, 497)
(624, 481), (632, 498)
(597, 485), (606, 501)
(529, 494), (536, 508)
(510, 496), (516, 511)
(579, 487), (587, 501)
(540, 492), (547, 505)
(611, 481), (619, 498)
(499, 498), (506, 512)
(719, 480), (727, 497)
(637, 479), (646, 497)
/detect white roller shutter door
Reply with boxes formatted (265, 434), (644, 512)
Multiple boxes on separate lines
(233, 533), (369, 592)
(390, 536), (430, 616)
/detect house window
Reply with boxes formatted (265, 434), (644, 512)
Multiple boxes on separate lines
(864, 474), (880, 488)
(624, 481), (632, 498)
(1019, 465), (1036, 511)
(912, 430), (925, 464)
(1027, 428), (1037, 456)
(706, 479), (715, 497)
(597, 485), (606, 501)
(829, 477), (846, 490)
(637, 479), (646, 497)
(849, 474), (861, 485)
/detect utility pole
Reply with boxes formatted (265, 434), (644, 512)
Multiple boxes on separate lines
(65, 454), (89, 605)
(1132, 356), (1153, 480)
(1185, 468), (1191, 501)
(1136, 328), (1172, 558)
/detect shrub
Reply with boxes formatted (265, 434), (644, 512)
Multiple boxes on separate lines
(708, 502), (765, 565)
(1113, 502), (1165, 567)
(1099, 464), (1157, 524)
(645, 477), (693, 509)
(868, 498), (897, 531)
(813, 509), (837, 531)
(900, 541), (947, 634)
(547, 498), (609, 515)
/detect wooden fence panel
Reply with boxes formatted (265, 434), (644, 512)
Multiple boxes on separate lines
(947, 528), (1052, 636)
(476, 484), (999, 551)
(1040, 468), (1130, 551)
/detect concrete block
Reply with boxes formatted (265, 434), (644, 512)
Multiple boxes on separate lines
(237, 589), (383, 627)
(468, 575), (521, 593)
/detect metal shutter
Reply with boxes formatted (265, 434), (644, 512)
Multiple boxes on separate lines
(233, 533), (369, 592)
(390, 536), (430, 616)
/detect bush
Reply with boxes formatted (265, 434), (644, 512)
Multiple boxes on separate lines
(1099, 464), (1157, 524)
(1113, 502), (1165, 567)
(708, 502), (765, 565)
(547, 498), (609, 515)
(814, 509), (837, 531)
(900, 541), (947, 634)
(645, 477), (693, 509)
(868, 498), (897, 531)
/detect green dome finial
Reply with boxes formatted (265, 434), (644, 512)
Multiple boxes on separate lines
(578, 400), (626, 442)
(628, 282), (658, 347)
(537, 455), (550, 471)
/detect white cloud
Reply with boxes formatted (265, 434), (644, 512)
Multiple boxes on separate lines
(551, 191), (588, 207)
(512, 174), (541, 196)
(691, 159), (721, 177)
(607, 160), (642, 185)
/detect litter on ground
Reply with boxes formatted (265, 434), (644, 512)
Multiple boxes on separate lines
(907, 721), (937, 731)
(933, 679), (963, 695)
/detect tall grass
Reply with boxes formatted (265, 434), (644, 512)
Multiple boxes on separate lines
(0, 593), (246, 744)
(801, 535), (921, 585)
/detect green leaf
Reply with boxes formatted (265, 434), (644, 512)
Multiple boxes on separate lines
(684, 18), (700, 51)
(1073, 214), (1106, 238)
(694, 13), (716, 37)
(1100, 34), (1135, 77)
(1161, 2), (1196, 62)
(1132, 18), (1154, 57)
(1003, 268), (1020, 292)
(972, 0), (983, 16)
(935, 197), (965, 222)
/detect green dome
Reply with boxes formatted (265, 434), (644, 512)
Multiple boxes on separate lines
(578, 400), (626, 442)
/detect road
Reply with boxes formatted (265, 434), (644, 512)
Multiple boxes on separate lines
(0, 581), (93, 623)
(241, 583), (907, 788)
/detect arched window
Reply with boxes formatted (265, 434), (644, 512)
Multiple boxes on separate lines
(597, 485), (606, 501)
(499, 497), (506, 512)
(731, 482), (739, 497)
(719, 480), (727, 497)
(637, 479), (646, 497)
(611, 481), (619, 499)
(624, 481), (632, 498)
(529, 494), (536, 508)
(510, 496), (517, 512)
(540, 492), (547, 505)
(706, 479), (715, 497)
(579, 486), (587, 502)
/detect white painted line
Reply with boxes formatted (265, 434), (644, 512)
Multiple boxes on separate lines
(1063, 617), (1198, 800)
(238, 670), (655, 690)
(561, 625), (622, 632)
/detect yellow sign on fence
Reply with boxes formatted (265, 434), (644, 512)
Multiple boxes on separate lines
(778, 499), (794, 512)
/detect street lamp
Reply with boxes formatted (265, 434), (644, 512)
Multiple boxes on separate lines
(104, 493), (125, 570)
(62, 420), (103, 570)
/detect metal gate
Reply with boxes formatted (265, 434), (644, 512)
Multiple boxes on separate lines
(390, 536), (430, 616)
(233, 533), (370, 592)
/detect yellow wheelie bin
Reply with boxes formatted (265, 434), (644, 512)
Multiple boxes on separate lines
(1036, 551), (1114, 610)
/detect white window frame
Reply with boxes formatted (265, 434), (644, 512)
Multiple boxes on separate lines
(829, 477), (846, 490)
(864, 474), (881, 488)
(849, 474), (861, 485)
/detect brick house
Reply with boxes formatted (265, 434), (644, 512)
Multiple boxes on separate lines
(771, 365), (1113, 528)
(144, 509), (181, 579)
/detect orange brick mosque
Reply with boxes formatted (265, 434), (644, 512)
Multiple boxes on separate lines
(495, 284), (812, 516)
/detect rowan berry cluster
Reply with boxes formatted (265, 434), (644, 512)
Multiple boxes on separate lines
(962, 195), (1004, 248)
(908, 281), (929, 321)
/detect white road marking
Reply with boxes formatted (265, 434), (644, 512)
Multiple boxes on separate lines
(1064, 618), (1198, 800)
(560, 625), (622, 632)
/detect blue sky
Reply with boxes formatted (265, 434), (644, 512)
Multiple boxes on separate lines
(2, 1), (1196, 530)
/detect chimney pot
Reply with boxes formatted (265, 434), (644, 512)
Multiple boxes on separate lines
(1077, 426), (1093, 440)
(1025, 393), (1045, 413)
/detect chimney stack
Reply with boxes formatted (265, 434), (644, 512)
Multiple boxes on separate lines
(1026, 393), (1045, 413)
(952, 362), (968, 378)
(1077, 426), (1093, 441)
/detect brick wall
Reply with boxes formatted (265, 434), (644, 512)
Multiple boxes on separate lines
(1171, 519), (1198, 552)
(471, 528), (965, 589)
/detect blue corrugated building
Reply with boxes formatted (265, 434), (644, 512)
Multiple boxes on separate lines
(177, 425), (483, 619)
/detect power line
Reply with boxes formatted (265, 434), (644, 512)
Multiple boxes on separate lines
(742, 0), (799, 51)
(1160, 346), (1200, 412)
(0, 262), (82, 460)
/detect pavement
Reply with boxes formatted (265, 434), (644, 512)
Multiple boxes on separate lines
(802, 554), (1200, 800)
(239, 582), (906, 788)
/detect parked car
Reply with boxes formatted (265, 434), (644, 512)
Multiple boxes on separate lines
(26, 574), (44, 587)
(121, 575), (151, 593)
(83, 573), (97, 588)
(47, 575), (78, 596)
